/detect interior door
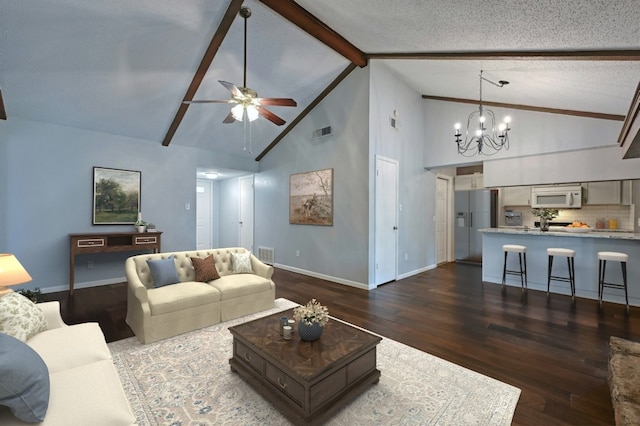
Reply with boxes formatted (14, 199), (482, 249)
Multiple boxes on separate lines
(374, 156), (398, 286)
(239, 175), (254, 252)
(435, 176), (449, 264)
(196, 179), (212, 250)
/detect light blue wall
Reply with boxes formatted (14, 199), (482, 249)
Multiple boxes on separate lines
(369, 62), (436, 278)
(0, 117), (254, 293)
(255, 67), (371, 286)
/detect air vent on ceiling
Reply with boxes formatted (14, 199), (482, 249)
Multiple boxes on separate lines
(312, 126), (332, 140)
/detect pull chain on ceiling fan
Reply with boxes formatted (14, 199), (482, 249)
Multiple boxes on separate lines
(184, 6), (297, 128)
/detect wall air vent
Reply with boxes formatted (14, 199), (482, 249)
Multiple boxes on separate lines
(312, 126), (332, 140)
(257, 246), (275, 265)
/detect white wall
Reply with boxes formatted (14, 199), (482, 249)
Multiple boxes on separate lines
(423, 99), (623, 169)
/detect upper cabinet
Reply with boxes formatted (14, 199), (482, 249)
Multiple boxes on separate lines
(502, 186), (531, 206)
(454, 173), (484, 191)
(583, 181), (622, 205)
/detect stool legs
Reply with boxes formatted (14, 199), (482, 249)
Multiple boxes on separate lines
(502, 251), (527, 291)
(547, 254), (576, 302)
(599, 259), (630, 314)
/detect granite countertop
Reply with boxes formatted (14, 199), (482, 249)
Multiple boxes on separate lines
(480, 227), (640, 240)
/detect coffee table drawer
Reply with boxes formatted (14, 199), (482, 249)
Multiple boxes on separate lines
(265, 363), (305, 407)
(310, 366), (347, 411)
(347, 348), (377, 385)
(235, 341), (264, 374)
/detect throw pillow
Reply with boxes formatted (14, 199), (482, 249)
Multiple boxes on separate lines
(147, 255), (180, 288)
(231, 251), (253, 274)
(190, 255), (220, 282)
(0, 291), (47, 341)
(0, 333), (50, 423)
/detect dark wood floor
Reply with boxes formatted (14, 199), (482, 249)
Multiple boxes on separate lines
(44, 262), (639, 425)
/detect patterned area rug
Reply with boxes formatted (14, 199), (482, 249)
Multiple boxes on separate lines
(109, 299), (520, 425)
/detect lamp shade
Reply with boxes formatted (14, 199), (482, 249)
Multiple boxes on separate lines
(0, 254), (32, 295)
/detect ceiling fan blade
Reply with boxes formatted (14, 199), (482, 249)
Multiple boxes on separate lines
(219, 80), (244, 98)
(222, 111), (236, 123)
(183, 99), (233, 104)
(257, 106), (286, 126)
(257, 97), (297, 107)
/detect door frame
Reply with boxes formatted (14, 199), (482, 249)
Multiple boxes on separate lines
(435, 174), (454, 264)
(238, 175), (254, 252)
(374, 155), (399, 286)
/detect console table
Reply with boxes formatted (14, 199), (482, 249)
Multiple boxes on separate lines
(69, 231), (162, 295)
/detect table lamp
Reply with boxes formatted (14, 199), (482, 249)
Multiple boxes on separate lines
(0, 253), (32, 296)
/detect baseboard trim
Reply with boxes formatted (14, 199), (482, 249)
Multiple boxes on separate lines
(41, 277), (126, 294)
(274, 264), (371, 290)
(397, 264), (437, 280)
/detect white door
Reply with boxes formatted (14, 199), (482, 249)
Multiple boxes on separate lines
(374, 156), (398, 285)
(196, 179), (212, 250)
(239, 175), (254, 252)
(436, 176), (450, 264)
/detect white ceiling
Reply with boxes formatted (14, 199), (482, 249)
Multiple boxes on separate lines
(1, 0), (639, 162)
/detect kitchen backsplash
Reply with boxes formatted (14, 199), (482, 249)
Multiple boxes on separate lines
(507, 204), (635, 230)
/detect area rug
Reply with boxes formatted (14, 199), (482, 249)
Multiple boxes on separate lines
(109, 299), (520, 425)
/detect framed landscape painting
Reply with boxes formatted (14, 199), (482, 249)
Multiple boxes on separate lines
(93, 167), (141, 224)
(289, 168), (333, 226)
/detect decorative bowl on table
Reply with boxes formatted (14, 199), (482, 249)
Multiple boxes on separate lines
(565, 227), (591, 233)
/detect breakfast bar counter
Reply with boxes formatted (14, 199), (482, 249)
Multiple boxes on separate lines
(479, 228), (640, 306)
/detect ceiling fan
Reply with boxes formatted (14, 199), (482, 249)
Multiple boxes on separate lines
(184, 6), (296, 126)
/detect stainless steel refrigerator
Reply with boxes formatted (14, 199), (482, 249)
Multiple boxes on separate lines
(454, 189), (497, 264)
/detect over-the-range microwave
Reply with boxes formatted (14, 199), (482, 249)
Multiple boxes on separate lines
(531, 185), (582, 209)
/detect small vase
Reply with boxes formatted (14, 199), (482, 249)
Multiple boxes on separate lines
(298, 322), (324, 341)
(136, 225), (146, 233)
(540, 217), (549, 232)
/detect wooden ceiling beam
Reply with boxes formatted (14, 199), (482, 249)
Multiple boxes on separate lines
(422, 94), (625, 121)
(259, 0), (367, 67)
(0, 88), (6, 120)
(368, 49), (640, 61)
(256, 63), (358, 161)
(162, 0), (244, 147)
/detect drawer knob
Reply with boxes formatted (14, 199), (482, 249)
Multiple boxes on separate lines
(244, 352), (251, 362)
(277, 376), (287, 389)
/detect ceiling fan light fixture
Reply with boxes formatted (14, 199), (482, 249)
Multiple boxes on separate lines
(231, 104), (259, 122)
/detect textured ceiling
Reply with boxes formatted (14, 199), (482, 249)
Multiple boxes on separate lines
(1, 0), (639, 163)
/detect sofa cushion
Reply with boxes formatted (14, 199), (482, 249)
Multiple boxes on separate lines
(231, 251), (253, 274)
(147, 255), (180, 287)
(0, 291), (47, 341)
(148, 281), (221, 316)
(0, 333), (50, 423)
(209, 274), (272, 300)
(27, 323), (111, 374)
(191, 255), (220, 282)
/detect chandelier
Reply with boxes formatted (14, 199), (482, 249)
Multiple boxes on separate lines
(454, 70), (512, 156)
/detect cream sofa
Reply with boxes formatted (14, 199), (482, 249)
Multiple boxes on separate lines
(125, 247), (275, 344)
(0, 301), (136, 426)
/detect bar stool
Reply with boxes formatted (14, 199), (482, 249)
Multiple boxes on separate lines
(502, 244), (527, 291)
(546, 248), (576, 302)
(598, 251), (629, 313)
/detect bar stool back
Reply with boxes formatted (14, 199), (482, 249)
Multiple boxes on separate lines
(597, 251), (629, 314)
(546, 248), (576, 302)
(502, 244), (527, 291)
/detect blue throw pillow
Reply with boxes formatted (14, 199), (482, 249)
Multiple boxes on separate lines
(0, 333), (50, 423)
(147, 255), (180, 287)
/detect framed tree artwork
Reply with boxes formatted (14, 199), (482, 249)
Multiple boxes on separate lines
(93, 167), (141, 224)
(289, 168), (333, 226)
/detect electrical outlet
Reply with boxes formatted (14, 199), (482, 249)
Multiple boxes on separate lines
(637, 218), (640, 227)
(87, 261), (94, 269)
(404, 253), (408, 261)
(296, 250), (300, 257)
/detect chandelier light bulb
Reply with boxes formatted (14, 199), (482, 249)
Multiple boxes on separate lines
(504, 116), (511, 124)
(479, 116), (486, 123)
(454, 123), (461, 130)
(476, 129), (483, 137)
(498, 123), (507, 132)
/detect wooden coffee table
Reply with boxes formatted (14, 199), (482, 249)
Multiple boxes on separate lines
(228, 309), (381, 425)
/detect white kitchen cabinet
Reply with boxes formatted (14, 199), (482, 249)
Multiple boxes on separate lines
(502, 186), (531, 206)
(584, 181), (621, 205)
(454, 174), (483, 191)
(622, 180), (633, 205)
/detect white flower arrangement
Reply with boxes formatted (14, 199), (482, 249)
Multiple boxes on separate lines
(293, 299), (329, 327)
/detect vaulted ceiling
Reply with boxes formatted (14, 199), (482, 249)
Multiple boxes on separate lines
(1, 0), (639, 161)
